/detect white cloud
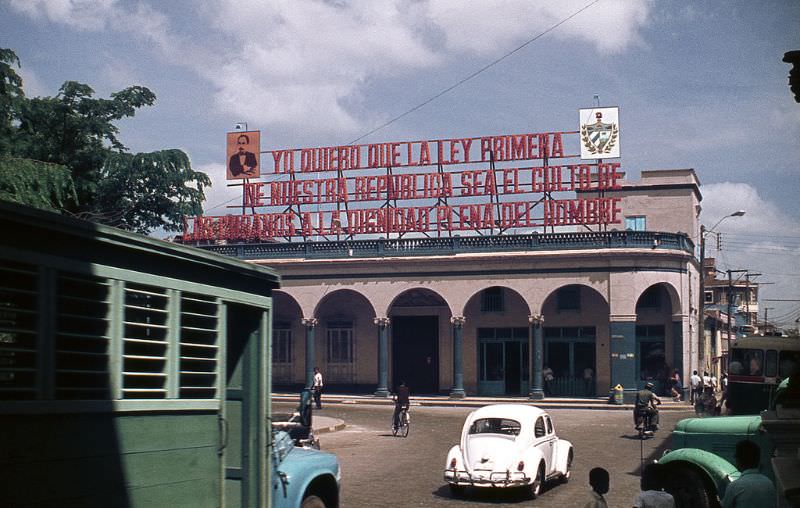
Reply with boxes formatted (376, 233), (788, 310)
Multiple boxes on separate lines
(7, 0), (654, 136)
(10, 0), (653, 136)
(702, 182), (800, 328)
(15, 65), (51, 98)
(7, 0), (119, 31)
(198, 163), (244, 215)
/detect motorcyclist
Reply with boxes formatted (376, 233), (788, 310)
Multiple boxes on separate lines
(634, 382), (661, 433)
(392, 381), (410, 430)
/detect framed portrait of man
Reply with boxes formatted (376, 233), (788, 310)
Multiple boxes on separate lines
(226, 130), (261, 180)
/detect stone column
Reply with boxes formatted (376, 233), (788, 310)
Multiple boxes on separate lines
(374, 317), (390, 397)
(449, 316), (466, 399)
(301, 317), (318, 389)
(529, 314), (545, 400)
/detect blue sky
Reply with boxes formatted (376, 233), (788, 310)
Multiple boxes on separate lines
(2, 0), (799, 327)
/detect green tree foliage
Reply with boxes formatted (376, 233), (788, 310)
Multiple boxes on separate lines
(0, 48), (24, 153)
(95, 150), (209, 234)
(0, 156), (77, 210)
(0, 48), (211, 233)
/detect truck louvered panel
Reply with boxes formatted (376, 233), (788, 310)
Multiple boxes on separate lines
(55, 274), (112, 400)
(123, 283), (168, 399)
(179, 293), (219, 399)
(0, 262), (38, 400)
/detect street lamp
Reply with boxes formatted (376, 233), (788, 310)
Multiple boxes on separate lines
(698, 210), (745, 373)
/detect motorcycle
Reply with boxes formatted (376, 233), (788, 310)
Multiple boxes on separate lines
(634, 401), (661, 438)
(272, 389), (321, 450)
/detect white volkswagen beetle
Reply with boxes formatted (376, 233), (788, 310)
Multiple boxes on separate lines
(443, 404), (573, 498)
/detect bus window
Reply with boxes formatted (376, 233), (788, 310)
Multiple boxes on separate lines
(779, 350), (800, 378)
(730, 348), (763, 376)
(764, 350), (778, 377)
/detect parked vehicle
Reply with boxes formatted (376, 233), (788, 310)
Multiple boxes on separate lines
(0, 202), (340, 507)
(272, 429), (340, 508)
(657, 378), (792, 508)
(727, 335), (800, 414)
(443, 404), (573, 498)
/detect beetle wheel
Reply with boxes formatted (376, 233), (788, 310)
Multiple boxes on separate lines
(562, 449), (573, 483)
(529, 463), (545, 498)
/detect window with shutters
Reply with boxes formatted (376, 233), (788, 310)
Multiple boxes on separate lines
(327, 322), (353, 364)
(273, 325), (292, 364)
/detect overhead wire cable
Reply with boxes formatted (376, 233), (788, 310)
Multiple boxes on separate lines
(345, 0), (602, 145)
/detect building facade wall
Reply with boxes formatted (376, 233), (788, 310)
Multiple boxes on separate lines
(262, 247), (698, 398)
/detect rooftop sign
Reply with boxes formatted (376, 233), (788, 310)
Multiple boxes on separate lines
(184, 109), (623, 242)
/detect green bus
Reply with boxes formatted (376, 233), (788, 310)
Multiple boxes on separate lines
(726, 335), (800, 415)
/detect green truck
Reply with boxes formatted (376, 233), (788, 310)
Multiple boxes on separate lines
(658, 378), (798, 507)
(0, 202), (340, 507)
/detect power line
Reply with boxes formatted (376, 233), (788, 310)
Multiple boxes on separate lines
(346, 0), (601, 145)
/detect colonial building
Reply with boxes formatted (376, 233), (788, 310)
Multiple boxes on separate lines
(194, 168), (702, 401)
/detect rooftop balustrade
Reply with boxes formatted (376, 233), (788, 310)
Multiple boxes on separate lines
(182, 231), (695, 261)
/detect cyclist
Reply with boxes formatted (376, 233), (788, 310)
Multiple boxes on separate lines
(634, 382), (661, 434)
(392, 381), (410, 430)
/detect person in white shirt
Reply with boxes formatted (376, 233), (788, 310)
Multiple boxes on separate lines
(690, 370), (702, 404)
(312, 367), (323, 409)
(632, 463), (675, 508)
(702, 371), (712, 395)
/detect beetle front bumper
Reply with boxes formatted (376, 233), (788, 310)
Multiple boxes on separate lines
(444, 468), (530, 488)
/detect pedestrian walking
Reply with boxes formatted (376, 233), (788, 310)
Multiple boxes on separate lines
(690, 370), (701, 404)
(583, 367), (594, 397)
(669, 369), (683, 402)
(583, 467), (609, 508)
(312, 366), (323, 409)
(721, 440), (776, 508)
(543, 365), (554, 397)
(720, 371), (729, 413)
(702, 371), (712, 395)
(633, 463), (675, 508)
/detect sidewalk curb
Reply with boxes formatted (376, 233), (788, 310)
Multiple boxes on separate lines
(315, 421), (347, 434)
(273, 393), (696, 412)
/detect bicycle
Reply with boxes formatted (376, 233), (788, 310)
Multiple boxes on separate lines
(392, 406), (410, 437)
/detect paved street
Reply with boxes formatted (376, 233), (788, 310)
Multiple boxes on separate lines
(274, 401), (693, 507)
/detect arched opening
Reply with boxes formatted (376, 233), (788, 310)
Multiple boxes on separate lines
(387, 288), (451, 394)
(540, 284), (609, 397)
(635, 283), (677, 395)
(272, 291), (303, 387)
(314, 289), (376, 391)
(463, 286), (531, 396)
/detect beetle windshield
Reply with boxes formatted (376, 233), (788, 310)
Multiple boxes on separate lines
(468, 418), (521, 436)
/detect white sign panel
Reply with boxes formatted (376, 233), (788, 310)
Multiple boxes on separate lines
(579, 107), (620, 159)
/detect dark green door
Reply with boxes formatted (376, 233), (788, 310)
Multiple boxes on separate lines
(224, 304), (268, 507)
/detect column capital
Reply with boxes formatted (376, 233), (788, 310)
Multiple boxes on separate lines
(528, 314), (545, 325)
(301, 317), (319, 328)
(450, 316), (466, 326)
(373, 316), (391, 327)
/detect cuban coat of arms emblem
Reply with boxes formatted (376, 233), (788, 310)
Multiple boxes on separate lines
(579, 107), (620, 159)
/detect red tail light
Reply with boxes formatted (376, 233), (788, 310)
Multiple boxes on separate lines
(517, 461), (525, 471)
(450, 458), (457, 468)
